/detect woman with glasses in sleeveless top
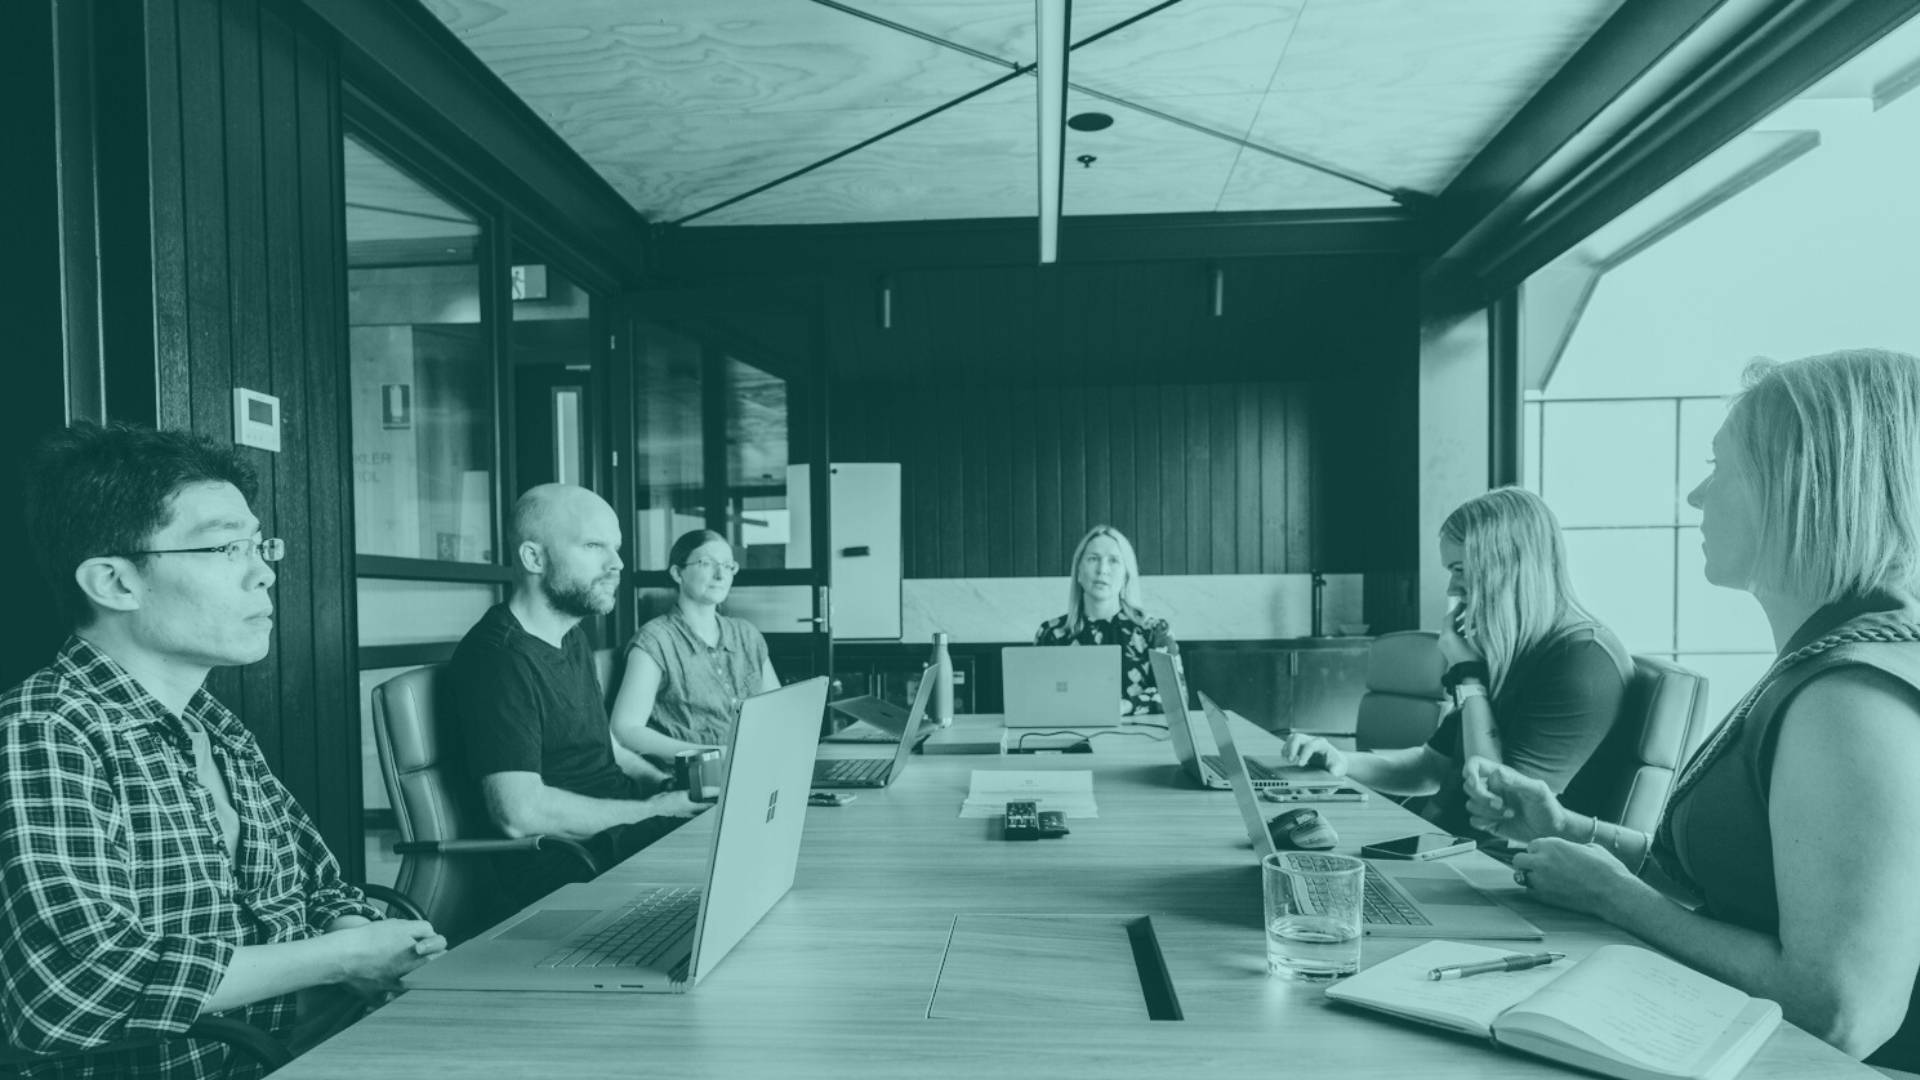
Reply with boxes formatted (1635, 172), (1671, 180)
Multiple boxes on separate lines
(1465, 349), (1920, 1070)
(610, 529), (780, 766)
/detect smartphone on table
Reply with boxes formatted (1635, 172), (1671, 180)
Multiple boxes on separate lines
(1359, 833), (1476, 861)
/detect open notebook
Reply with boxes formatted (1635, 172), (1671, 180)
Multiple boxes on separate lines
(1325, 942), (1782, 1080)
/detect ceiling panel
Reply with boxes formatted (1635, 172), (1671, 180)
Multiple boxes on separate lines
(1069, 0), (1306, 103)
(1216, 148), (1401, 212)
(424, 0), (1626, 225)
(852, 0), (1168, 62)
(425, 0), (1009, 113)
(695, 78), (1036, 226)
(1247, 0), (1624, 192)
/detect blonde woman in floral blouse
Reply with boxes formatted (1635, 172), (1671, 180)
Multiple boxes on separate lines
(1033, 525), (1176, 716)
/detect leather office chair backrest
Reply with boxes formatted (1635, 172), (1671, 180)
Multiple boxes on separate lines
(371, 664), (501, 943)
(1561, 655), (1709, 835)
(1354, 631), (1447, 751)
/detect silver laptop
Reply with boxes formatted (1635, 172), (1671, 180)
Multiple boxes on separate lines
(1198, 692), (1542, 941)
(1001, 645), (1122, 728)
(1149, 650), (1337, 791)
(813, 661), (940, 788)
(405, 676), (831, 992)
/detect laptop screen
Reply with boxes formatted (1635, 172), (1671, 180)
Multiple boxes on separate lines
(688, 675), (830, 984)
(1197, 692), (1278, 860)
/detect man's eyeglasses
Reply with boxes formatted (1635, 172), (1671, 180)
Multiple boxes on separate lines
(123, 537), (286, 564)
(683, 557), (739, 576)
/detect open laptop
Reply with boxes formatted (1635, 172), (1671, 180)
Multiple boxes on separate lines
(1198, 691), (1542, 941)
(1001, 645), (1122, 728)
(812, 661), (939, 788)
(405, 676), (831, 992)
(1149, 650), (1338, 791)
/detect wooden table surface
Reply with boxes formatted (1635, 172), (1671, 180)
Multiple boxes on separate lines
(279, 716), (1870, 1078)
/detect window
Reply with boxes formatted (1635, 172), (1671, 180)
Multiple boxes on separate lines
(345, 133), (495, 563)
(1519, 13), (1920, 720)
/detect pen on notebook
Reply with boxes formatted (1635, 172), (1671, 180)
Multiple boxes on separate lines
(1427, 952), (1566, 981)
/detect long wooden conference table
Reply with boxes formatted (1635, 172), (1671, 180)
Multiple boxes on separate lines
(280, 715), (1872, 1078)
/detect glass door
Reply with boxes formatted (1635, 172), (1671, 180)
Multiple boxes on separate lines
(621, 298), (831, 688)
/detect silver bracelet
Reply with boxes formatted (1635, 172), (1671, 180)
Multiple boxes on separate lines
(1583, 813), (1600, 846)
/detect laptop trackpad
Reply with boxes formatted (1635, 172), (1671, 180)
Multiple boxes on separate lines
(498, 908), (598, 941)
(1398, 877), (1486, 907)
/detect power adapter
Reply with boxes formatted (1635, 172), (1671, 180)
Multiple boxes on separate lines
(1008, 738), (1093, 755)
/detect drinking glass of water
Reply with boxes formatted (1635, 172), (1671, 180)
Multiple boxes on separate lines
(1261, 851), (1364, 980)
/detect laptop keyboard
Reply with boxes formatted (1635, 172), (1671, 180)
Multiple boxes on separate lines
(1202, 754), (1278, 782)
(814, 757), (889, 785)
(537, 886), (701, 969)
(1285, 855), (1434, 927)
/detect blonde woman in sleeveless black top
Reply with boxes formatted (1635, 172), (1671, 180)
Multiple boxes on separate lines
(1463, 349), (1920, 1071)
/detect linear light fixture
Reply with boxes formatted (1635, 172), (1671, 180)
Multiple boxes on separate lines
(1035, 0), (1069, 264)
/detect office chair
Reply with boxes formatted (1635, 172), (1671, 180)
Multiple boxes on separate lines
(1353, 630), (1448, 751)
(0, 1014), (293, 1074)
(371, 665), (599, 946)
(1561, 654), (1709, 835)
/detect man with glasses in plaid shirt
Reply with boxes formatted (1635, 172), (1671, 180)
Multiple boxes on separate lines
(2, 422), (447, 1078)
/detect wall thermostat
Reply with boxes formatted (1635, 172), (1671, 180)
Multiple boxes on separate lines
(233, 388), (282, 453)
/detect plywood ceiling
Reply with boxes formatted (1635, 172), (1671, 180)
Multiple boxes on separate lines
(419, 0), (1625, 226)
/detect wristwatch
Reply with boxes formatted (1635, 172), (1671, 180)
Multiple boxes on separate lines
(1451, 682), (1487, 710)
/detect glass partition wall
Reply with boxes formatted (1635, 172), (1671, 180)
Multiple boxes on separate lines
(345, 125), (612, 885)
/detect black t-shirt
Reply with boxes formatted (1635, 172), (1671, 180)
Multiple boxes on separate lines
(449, 604), (637, 803)
(1423, 622), (1632, 836)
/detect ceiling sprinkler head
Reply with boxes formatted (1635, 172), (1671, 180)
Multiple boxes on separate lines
(1077, 154), (1097, 168)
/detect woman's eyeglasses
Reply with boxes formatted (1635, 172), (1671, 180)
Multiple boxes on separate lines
(683, 557), (739, 576)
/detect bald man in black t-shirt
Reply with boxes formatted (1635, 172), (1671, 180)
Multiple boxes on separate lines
(449, 485), (701, 902)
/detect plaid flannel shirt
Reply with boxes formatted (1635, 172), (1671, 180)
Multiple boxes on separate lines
(0, 637), (377, 1079)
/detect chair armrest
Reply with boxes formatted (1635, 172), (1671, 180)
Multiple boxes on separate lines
(357, 882), (427, 922)
(2, 1016), (293, 1070)
(392, 837), (600, 877)
(187, 1016), (293, 1070)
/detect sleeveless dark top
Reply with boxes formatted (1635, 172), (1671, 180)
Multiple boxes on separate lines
(1655, 591), (1920, 1070)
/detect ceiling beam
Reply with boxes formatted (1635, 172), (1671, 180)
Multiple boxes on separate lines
(1428, 0), (1728, 270)
(1429, 0), (1920, 310)
(652, 209), (1424, 279)
(1036, 0), (1069, 263)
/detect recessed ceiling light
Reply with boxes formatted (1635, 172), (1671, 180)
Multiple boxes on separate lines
(1067, 112), (1114, 132)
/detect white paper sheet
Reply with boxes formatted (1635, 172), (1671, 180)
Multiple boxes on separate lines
(960, 770), (1098, 818)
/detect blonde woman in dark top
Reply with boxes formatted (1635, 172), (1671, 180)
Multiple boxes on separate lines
(1033, 525), (1176, 715)
(1466, 349), (1920, 1071)
(1279, 487), (1632, 836)
(610, 530), (779, 764)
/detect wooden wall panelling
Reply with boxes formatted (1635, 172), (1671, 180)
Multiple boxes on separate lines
(1258, 381), (1286, 573)
(1158, 385), (1186, 574)
(224, 0), (282, 770)
(1084, 385), (1111, 538)
(1209, 382), (1236, 573)
(1032, 383), (1062, 579)
(148, 0), (194, 428)
(1234, 382), (1261, 573)
(1008, 385), (1039, 577)
(1183, 386), (1209, 574)
(4, 0), (73, 689)
(260, 1), (311, 798)
(1131, 384), (1162, 575)
(302, 15), (360, 868)
(127, 0), (360, 873)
